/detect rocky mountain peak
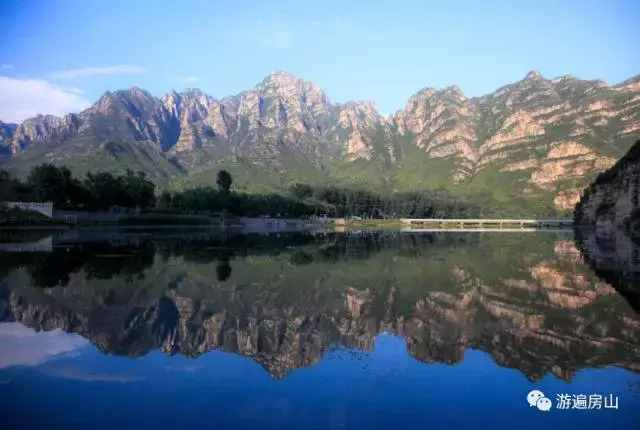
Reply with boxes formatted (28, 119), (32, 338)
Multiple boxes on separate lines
(615, 74), (640, 92)
(9, 113), (79, 154)
(91, 87), (160, 117)
(260, 70), (301, 85)
(524, 70), (543, 80)
(553, 74), (575, 82)
(397, 85), (473, 127)
(182, 88), (208, 97)
(229, 71), (333, 136)
(340, 100), (380, 116)
(258, 71), (299, 94)
(162, 89), (215, 115)
(162, 89), (228, 152)
(257, 71), (328, 105)
(129, 85), (151, 97)
(408, 87), (438, 102)
(443, 85), (466, 99)
(333, 101), (391, 161)
(78, 87), (179, 150)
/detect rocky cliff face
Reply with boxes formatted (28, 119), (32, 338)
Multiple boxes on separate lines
(79, 87), (179, 151)
(0, 121), (16, 158)
(395, 72), (639, 209)
(573, 139), (640, 308)
(10, 114), (80, 153)
(2, 71), (639, 212)
(162, 89), (227, 152)
(395, 85), (479, 181)
(574, 140), (640, 229)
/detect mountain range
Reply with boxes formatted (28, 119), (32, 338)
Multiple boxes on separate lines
(1, 70), (639, 214)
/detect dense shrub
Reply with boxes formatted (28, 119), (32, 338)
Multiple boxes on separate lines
(0, 165), (156, 210)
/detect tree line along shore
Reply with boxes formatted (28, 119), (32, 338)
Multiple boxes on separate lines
(0, 164), (502, 226)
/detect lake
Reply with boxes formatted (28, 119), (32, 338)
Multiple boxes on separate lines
(1, 228), (639, 429)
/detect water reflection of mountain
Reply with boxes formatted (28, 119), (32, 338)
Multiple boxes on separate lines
(1, 230), (638, 380)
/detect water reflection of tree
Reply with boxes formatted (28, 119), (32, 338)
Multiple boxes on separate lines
(216, 259), (232, 281)
(27, 252), (85, 287)
(1, 231), (482, 288)
(23, 244), (156, 287)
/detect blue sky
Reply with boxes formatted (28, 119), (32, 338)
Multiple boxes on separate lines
(0, 0), (639, 122)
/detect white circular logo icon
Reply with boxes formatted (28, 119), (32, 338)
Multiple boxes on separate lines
(527, 390), (552, 412)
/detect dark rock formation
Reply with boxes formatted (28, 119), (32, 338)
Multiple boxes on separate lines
(575, 140), (640, 232)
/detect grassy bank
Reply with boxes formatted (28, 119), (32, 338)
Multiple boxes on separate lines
(117, 213), (221, 226)
(334, 219), (406, 229)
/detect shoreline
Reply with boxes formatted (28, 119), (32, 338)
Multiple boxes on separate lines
(0, 219), (576, 232)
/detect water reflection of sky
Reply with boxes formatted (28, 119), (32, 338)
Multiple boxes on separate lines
(1, 323), (639, 430)
(0, 323), (88, 369)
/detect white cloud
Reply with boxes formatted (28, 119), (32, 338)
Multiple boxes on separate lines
(0, 322), (88, 369)
(51, 64), (146, 80)
(0, 323), (140, 383)
(0, 76), (91, 123)
(181, 76), (200, 84)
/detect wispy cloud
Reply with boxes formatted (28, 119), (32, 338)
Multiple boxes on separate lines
(0, 76), (91, 123)
(237, 19), (294, 50)
(237, 16), (369, 51)
(181, 76), (200, 84)
(52, 64), (146, 80)
(41, 364), (144, 383)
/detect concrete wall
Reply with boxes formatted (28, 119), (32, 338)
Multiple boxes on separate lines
(53, 210), (126, 224)
(1, 201), (53, 218)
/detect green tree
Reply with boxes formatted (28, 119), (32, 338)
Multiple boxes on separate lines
(27, 164), (85, 208)
(158, 190), (173, 210)
(84, 172), (123, 210)
(121, 170), (156, 208)
(0, 170), (20, 202)
(0, 169), (17, 201)
(216, 170), (232, 194)
(290, 183), (313, 200)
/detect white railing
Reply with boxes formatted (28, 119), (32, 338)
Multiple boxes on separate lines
(400, 218), (573, 225)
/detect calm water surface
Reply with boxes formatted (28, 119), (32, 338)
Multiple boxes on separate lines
(0, 228), (639, 429)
